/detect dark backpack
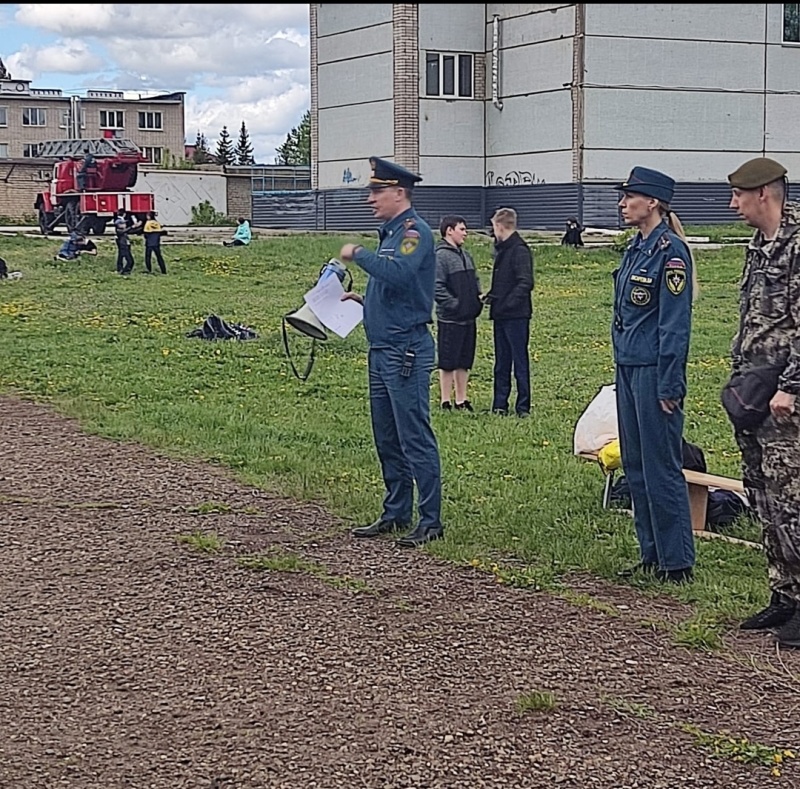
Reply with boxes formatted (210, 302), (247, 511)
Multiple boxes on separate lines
(0, 257), (7, 279)
(186, 314), (258, 341)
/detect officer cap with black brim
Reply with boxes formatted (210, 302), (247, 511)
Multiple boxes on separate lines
(727, 157), (788, 190)
(368, 156), (423, 190)
(614, 166), (675, 203)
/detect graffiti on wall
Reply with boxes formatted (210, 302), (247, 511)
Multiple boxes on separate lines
(485, 170), (546, 187)
(342, 167), (361, 185)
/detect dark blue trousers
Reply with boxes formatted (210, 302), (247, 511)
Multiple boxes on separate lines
(368, 332), (442, 530)
(492, 318), (531, 414)
(615, 364), (695, 571)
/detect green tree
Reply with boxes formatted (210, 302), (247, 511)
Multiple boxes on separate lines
(192, 131), (213, 164)
(214, 125), (235, 166)
(274, 110), (310, 165)
(235, 120), (255, 166)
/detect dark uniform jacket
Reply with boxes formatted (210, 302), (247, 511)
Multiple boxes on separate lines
(352, 207), (436, 348)
(485, 231), (534, 321)
(733, 201), (800, 395)
(434, 240), (482, 324)
(611, 220), (693, 401)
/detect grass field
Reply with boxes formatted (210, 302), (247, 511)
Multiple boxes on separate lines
(0, 228), (765, 645)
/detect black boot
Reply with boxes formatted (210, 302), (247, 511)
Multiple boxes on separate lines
(656, 567), (694, 584)
(740, 591), (796, 631)
(776, 607), (800, 648)
(351, 519), (409, 538)
(395, 524), (444, 548)
(618, 562), (657, 579)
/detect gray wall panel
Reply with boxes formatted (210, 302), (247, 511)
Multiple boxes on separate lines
(486, 183), (580, 230)
(252, 192), (318, 230)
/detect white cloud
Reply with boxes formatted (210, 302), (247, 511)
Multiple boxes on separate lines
(11, 40), (105, 75)
(8, 4), (311, 162)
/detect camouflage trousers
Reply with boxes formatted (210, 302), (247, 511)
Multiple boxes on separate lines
(736, 412), (800, 604)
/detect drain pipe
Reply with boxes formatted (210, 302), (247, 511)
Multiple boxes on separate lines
(492, 14), (503, 110)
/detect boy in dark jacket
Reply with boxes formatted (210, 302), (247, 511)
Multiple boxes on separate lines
(435, 215), (483, 411)
(483, 207), (534, 417)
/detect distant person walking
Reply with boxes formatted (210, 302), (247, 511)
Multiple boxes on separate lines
(143, 211), (167, 274)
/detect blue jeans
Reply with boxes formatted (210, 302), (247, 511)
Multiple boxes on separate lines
(368, 332), (442, 530)
(491, 318), (531, 414)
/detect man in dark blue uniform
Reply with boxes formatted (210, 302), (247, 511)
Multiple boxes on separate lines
(612, 166), (696, 583)
(339, 157), (444, 548)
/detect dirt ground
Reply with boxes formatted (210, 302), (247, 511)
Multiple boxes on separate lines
(1, 395), (799, 789)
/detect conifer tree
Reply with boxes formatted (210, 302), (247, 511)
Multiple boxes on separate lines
(214, 125), (235, 166)
(235, 121), (255, 165)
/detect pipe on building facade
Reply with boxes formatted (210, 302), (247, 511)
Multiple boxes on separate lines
(492, 15), (503, 111)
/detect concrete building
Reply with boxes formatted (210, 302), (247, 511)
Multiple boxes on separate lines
(0, 79), (186, 166)
(305, 3), (800, 229)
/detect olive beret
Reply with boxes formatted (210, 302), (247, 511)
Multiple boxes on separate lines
(727, 157), (787, 189)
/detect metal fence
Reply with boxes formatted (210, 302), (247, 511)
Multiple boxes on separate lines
(252, 181), (800, 232)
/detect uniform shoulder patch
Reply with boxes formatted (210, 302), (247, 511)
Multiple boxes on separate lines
(665, 258), (686, 269)
(399, 231), (420, 255)
(665, 268), (687, 295)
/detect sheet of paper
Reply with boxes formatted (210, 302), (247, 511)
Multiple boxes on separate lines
(303, 273), (363, 338)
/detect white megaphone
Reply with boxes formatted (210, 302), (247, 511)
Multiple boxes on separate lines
(284, 302), (328, 342)
(282, 259), (353, 380)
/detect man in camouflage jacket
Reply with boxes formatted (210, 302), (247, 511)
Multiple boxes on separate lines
(727, 157), (800, 647)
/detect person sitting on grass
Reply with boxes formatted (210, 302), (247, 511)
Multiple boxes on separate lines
(223, 217), (251, 247)
(54, 230), (97, 262)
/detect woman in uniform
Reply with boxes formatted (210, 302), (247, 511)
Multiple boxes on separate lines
(611, 166), (698, 584)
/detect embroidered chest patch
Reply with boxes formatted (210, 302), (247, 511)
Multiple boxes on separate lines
(630, 286), (651, 306)
(666, 268), (686, 295)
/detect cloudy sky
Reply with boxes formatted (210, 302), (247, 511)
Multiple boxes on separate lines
(0, 3), (310, 163)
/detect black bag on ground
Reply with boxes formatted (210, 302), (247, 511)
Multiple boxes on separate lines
(721, 365), (784, 431)
(706, 489), (752, 531)
(186, 314), (258, 341)
(0, 257), (7, 279)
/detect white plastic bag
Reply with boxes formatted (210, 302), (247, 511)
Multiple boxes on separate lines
(573, 384), (618, 456)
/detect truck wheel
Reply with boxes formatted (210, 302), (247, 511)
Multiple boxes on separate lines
(90, 218), (108, 236)
(38, 208), (53, 236)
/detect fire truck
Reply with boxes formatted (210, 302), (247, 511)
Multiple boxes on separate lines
(33, 138), (155, 236)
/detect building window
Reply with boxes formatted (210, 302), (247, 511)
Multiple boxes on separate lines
(100, 110), (125, 129)
(23, 143), (41, 158)
(0, 143), (8, 158)
(0, 107), (7, 127)
(141, 146), (163, 164)
(22, 107), (46, 126)
(138, 111), (163, 130)
(785, 4), (800, 42)
(59, 109), (87, 129)
(425, 52), (473, 98)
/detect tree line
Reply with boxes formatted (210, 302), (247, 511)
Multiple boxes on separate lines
(192, 111), (310, 167)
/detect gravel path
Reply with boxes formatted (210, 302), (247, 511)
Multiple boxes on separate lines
(1, 396), (798, 789)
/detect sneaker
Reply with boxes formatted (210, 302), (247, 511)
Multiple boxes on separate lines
(490, 408), (509, 416)
(441, 402), (452, 411)
(454, 401), (474, 412)
(776, 608), (800, 648)
(740, 591), (796, 631)
(617, 562), (657, 579)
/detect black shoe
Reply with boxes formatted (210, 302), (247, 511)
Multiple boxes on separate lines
(441, 402), (452, 411)
(516, 410), (530, 419)
(656, 567), (694, 584)
(395, 524), (444, 548)
(617, 562), (657, 579)
(739, 591), (796, 631)
(454, 401), (474, 412)
(776, 608), (800, 648)
(491, 408), (509, 416)
(351, 518), (409, 538)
